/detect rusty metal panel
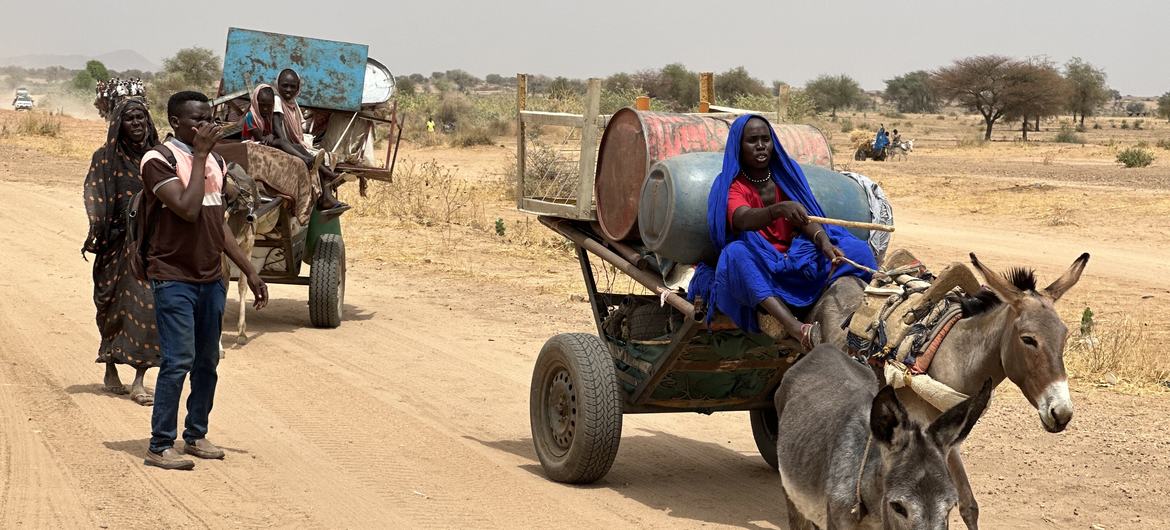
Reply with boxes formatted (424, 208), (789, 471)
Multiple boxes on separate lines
(222, 27), (368, 111)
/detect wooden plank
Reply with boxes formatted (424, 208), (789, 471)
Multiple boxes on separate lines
(576, 79), (602, 218)
(519, 198), (581, 219)
(516, 74), (527, 209)
(520, 110), (585, 128)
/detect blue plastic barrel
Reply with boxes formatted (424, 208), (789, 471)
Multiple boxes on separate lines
(638, 152), (874, 264)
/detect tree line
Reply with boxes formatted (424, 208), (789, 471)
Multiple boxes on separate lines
(403, 57), (1170, 140)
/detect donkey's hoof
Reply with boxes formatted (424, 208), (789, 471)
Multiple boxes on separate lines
(236, 334), (248, 346)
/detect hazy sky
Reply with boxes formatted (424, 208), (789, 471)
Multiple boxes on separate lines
(4, 0), (1168, 95)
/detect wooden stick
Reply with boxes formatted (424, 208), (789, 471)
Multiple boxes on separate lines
(809, 215), (895, 233)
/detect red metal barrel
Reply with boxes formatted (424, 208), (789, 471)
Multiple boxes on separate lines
(594, 108), (832, 242)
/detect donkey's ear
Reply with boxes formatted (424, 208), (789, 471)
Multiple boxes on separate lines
(970, 253), (1023, 305)
(870, 385), (909, 445)
(1043, 253), (1090, 302)
(928, 378), (992, 450)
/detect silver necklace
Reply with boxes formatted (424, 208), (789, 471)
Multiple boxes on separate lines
(744, 170), (771, 184)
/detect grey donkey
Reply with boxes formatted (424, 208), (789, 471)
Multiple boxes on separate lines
(775, 345), (992, 530)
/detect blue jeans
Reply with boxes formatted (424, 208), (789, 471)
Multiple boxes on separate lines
(149, 279), (225, 453)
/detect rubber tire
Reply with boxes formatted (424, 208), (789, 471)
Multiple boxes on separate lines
(309, 233), (345, 328)
(530, 333), (623, 484)
(627, 304), (672, 340)
(750, 407), (780, 471)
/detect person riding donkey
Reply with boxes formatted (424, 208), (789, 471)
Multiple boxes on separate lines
(687, 114), (877, 349)
(272, 68), (349, 216)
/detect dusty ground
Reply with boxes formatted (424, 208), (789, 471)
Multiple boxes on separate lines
(1, 108), (1168, 529)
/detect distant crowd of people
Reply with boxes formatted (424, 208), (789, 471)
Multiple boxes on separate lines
(95, 78), (146, 118)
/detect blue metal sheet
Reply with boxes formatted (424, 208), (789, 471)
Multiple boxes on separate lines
(222, 27), (368, 111)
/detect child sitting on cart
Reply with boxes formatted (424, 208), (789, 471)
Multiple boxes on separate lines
(688, 114), (877, 349)
(240, 69), (349, 216)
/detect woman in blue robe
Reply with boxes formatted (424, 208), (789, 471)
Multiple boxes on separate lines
(687, 114), (876, 349)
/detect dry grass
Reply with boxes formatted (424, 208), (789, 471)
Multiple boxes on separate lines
(9, 110), (62, 137)
(1066, 316), (1170, 390)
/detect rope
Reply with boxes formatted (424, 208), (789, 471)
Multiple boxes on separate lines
(851, 432), (874, 516)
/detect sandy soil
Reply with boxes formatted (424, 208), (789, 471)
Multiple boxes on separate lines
(1, 109), (1168, 529)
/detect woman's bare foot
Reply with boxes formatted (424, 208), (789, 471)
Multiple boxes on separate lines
(103, 363), (128, 395)
(129, 368), (153, 406)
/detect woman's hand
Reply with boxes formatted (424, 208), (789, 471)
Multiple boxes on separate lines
(813, 229), (844, 264)
(768, 201), (809, 227)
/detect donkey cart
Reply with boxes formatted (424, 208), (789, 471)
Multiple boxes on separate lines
(211, 28), (403, 331)
(514, 75), (895, 483)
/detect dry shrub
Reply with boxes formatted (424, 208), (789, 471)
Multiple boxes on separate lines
(504, 140), (579, 201)
(1053, 126), (1085, 144)
(351, 159), (482, 230)
(1066, 316), (1170, 387)
(13, 111), (62, 137)
(956, 134), (986, 148)
(449, 127), (494, 148)
(1157, 138), (1170, 150)
(1046, 206), (1075, 226)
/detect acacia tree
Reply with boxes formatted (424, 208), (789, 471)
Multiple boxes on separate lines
(1158, 92), (1170, 122)
(804, 74), (862, 117)
(1064, 57), (1109, 127)
(884, 70), (939, 113)
(933, 55), (1023, 140)
(1003, 61), (1068, 140)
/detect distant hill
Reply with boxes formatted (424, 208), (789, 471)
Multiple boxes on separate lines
(0, 49), (160, 72)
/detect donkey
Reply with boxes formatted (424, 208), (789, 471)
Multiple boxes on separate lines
(803, 252), (1089, 529)
(889, 140), (915, 161)
(220, 164), (271, 349)
(776, 344), (992, 530)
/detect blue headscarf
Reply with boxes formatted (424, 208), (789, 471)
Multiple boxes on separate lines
(706, 114), (831, 250)
(688, 114), (875, 330)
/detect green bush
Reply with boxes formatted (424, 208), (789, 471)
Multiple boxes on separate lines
(1092, 122), (1102, 129)
(1120, 120), (1130, 130)
(1054, 126), (1085, 144)
(839, 118), (854, 133)
(1116, 147), (1155, 168)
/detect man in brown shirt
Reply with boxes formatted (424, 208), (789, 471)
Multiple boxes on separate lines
(141, 91), (268, 470)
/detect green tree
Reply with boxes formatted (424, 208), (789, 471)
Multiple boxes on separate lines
(603, 72), (635, 92)
(396, 77), (416, 96)
(715, 66), (768, 99)
(1125, 101), (1147, 116)
(85, 60), (110, 83)
(883, 70), (938, 113)
(444, 69), (481, 91)
(1157, 92), (1170, 122)
(485, 73), (505, 85)
(1064, 57), (1109, 127)
(72, 70), (96, 91)
(636, 63), (699, 111)
(161, 47), (221, 90)
(804, 74), (862, 117)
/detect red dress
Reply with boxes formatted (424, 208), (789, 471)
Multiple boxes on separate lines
(727, 176), (794, 252)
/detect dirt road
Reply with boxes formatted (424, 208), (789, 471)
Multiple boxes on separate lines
(1, 140), (1168, 529)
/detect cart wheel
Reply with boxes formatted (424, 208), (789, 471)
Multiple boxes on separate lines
(530, 333), (623, 484)
(750, 407), (780, 471)
(854, 148), (866, 161)
(309, 233), (345, 328)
